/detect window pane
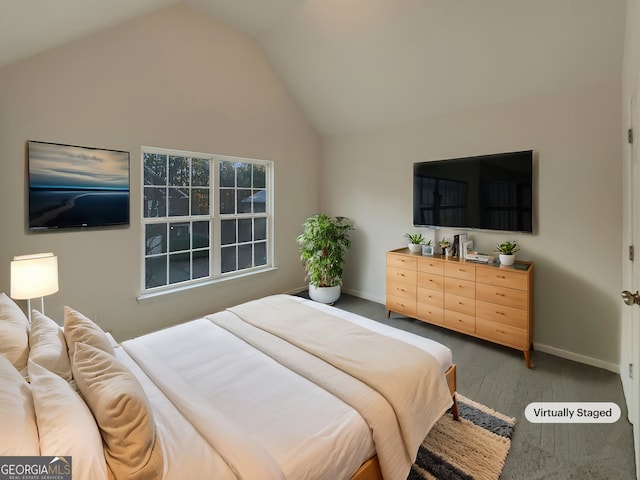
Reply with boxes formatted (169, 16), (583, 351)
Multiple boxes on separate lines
(169, 253), (190, 284)
(237, 163), (252, 188)
(169, 222), (190, 252)
(238, 218), (252, 243)
(253, 189), (266, 213)
(169, 156), (189, 186)
(220, 161), (235, 187)
(169, 187), (189, 216)
(192, 221), (209, 249)
(145, 223), (167, 255)
(145, 256), (167, 289)
(253, 164), (266, 188)
(220, 189), (235, 214)
(191, 188), (209, 215)
(221, 219), (236, 245)
(255, 241), (267, 266)
(144, 187), (166, 217)
(221, 246), (236, 273)
(191, 158), (209, 187)
(193, 250), (209, 279)
(238, 244), (252, 269)
(237, 189), (252, 213)
(255, 217), (266, 241)
(143, 154), (166, 186)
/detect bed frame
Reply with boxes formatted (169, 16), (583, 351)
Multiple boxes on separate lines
(350, 363), (458, 480)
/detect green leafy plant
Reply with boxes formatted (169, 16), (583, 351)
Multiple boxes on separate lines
(439, 238), (451, 248)
(495, 240), (520, 255)
(404, 233), (426, 245)
(297, 214), (354, 288)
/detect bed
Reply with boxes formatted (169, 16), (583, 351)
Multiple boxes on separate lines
(0, 292), (458, 480)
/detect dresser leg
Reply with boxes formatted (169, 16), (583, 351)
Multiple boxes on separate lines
(524, 350), (531, 368)
(386, 309), (391, 319)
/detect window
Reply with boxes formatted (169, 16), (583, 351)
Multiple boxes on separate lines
(142, 147), (273, 294)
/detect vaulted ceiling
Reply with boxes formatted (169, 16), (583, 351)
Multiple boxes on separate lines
(0, 0), (626, 135)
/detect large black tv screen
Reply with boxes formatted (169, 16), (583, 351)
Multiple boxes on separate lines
(28, 141), (130, 230)
(413, 150), (533, 233)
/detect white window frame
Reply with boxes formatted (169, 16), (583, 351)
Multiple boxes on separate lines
(140, 146), (274, 298)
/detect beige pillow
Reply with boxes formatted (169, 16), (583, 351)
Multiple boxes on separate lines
(0, 354), (39, 455)
(72, 343), (163, 479)
(0, 292), (30, 374)
(28, 360), (108, 480)
(29, 310), (72, 382)
(63, 306), (115, 360)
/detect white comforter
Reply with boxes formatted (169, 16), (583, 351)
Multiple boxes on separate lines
(120, 296), (453, 480)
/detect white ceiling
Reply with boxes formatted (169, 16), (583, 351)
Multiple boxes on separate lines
(0, 0), (627, 136)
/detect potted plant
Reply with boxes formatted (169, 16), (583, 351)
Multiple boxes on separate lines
(495, 240), (520, 265)
(297, 214), (354, 304)
(439, 238), (452, 256)
(405, 233), (425, 253)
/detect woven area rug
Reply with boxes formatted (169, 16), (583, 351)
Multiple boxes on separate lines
(408, 394), (516, 480)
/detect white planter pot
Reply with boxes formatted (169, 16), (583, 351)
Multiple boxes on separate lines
(499, 254), (516, 266)
(408, 243), (422, 253)
(309, 284), (341, 304)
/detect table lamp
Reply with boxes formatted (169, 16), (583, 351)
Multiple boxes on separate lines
(10, 252), (59, 322)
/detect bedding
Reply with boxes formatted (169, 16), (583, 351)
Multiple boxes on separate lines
(0, 293), (455, 480)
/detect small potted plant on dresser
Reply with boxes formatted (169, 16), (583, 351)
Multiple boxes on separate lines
(439, 238), (452, 256)
(496, 240), (520, 265)
(405, 233), (425, 253)
(297, 214), (354, 304)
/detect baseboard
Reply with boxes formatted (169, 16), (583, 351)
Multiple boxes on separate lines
(533, 342), (619, 374)
(341, 287), (385, 304)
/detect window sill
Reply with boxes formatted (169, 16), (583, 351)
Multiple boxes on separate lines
(136, 266), (278, 304)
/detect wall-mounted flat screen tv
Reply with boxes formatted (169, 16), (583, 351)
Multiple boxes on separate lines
(28, 141), (130, 231)
(413, 150), (533, 233)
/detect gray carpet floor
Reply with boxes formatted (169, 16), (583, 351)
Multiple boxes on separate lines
(322, 293), (637, 480)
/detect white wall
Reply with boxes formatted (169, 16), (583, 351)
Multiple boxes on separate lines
(0, 5), (320, 340)
(322, 80), (622, 368)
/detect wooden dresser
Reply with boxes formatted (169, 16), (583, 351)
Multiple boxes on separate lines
(386, 247), (534, 367)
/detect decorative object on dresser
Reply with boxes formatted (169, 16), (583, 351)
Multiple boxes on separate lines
(495, 240), (520, 266)
(386, 247), (534, 368)
(297, 214), (354, 304)
(405, 233), (426, 253)
(439, 238), (452, 256)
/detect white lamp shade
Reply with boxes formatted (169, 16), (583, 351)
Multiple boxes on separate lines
(10, 253), (59, 300)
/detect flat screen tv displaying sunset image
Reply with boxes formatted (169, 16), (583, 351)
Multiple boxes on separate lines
(28, 141), (130, 230)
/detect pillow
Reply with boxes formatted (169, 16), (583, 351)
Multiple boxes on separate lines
(63, 306), (115, 360)
(0, 292), (30, 374)
(72, 343), (163, 479)
(29, 310), (73, 382)
(0, 354), (39, 455)
(28, 360), (108, 480)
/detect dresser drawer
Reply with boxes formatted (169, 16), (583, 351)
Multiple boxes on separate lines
(476, 268), (528, 291)
(386, 295), (416, 316)
(444, 310), (475, 334)
(445, 293), (476, 316)
(444, 277), (476, 299)
(386, 282), (416, 301)
(386, 266), (417, 287)
(418, 272), (444, 292)
(417, 304), (444, 325)
(418, 257), (444, 275)
(445, 263), (475, 281)
(476, 300), (527, 329)
(387, 253), (418, 270)
(476, 319), (528, 349)
(417, 287), (443, 307)
(476, 283), (528, 310)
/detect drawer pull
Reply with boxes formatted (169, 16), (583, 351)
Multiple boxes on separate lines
(496, 311), (505, 315)
(497, 275), (506, 279)
(496, 329), (506, 334)
(496, 292), (505, 297)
